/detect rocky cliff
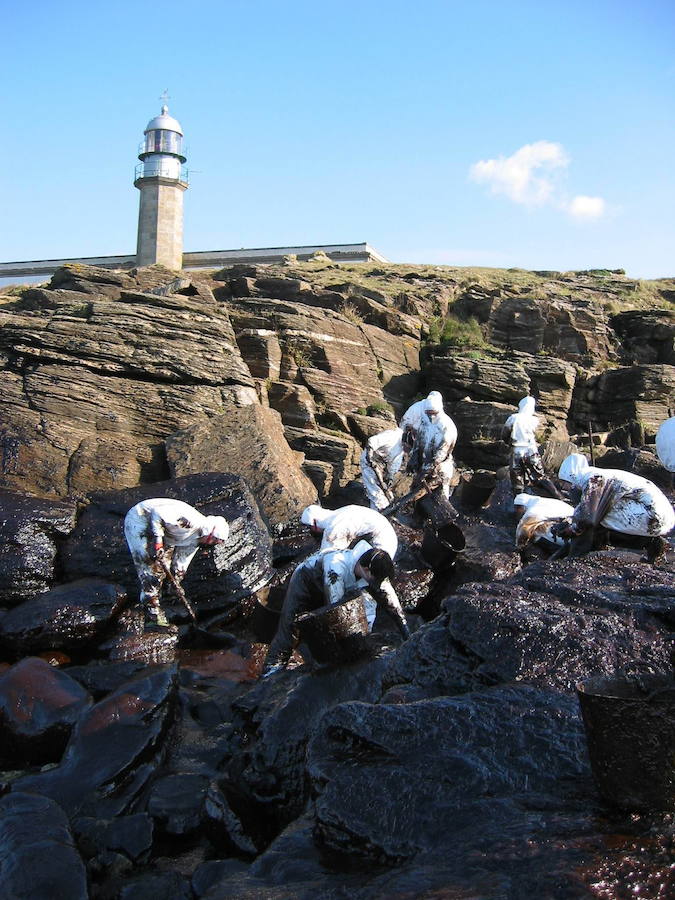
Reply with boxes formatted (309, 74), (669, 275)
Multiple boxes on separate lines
(1, 260), (673, 516)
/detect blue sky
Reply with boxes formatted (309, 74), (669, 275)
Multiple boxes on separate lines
(2, 0), (673, 277)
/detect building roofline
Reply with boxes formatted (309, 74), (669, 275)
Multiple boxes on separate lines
(0, 243), (389, 279)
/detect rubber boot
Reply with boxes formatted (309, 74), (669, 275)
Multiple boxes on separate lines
(643, 536), (667, 565)
(145, 598), (169, 628)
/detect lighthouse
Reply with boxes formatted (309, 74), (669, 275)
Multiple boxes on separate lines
(134, 102), (188, 270)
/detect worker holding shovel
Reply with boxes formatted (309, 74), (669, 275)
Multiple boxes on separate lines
(124, 498), (229, 627)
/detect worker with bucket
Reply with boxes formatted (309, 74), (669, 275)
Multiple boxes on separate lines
(410, 393), (458, 501)
(301, 503), (399, 630)
(124, 498), (229, 626)
(261, 541), (410, 678)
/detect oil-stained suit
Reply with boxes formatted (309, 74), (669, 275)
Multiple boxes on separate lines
(501, 396), (547, 494)
(557, 453), (675, 560)
(301, 504), (398, 559)
(414, 402), (458, 498)
(360, 428), (406, 511)
(301, 504), (399, 629)
(262, 540), (409, 677)
(124, 498), (229, 625)
(513, 492), (575, 550)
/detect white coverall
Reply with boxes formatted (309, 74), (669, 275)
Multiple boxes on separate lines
(655, 417), (675, 473)
(300, 504), (398, 559)
(400, 390), (445, 439)
(262, 540), (409, 675)
(502, 396), (546, 493)
(359, 428), (406, 511)
(301, 504), (399, 629)
(513, 493), (576, 550)
(415, 406), (458, 498)
(124, 498), (229, 624)
(558, 454), (675, 538)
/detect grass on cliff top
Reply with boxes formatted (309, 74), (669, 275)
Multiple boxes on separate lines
(262, 260), (674, 312)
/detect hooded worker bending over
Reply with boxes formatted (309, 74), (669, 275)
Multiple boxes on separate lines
(301, 504), (398, 559)
(513, 493), (575, 552)
(261, 541), (410, 678)
(555, 453), (675, 561)
(124, 498), (229, 626)
(301, 503), (399, 630)
(413, 394), (458, 499)
(359, 428), (407, 511)
(502, 396), (560, 498)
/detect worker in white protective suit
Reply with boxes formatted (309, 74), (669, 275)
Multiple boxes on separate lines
(655, 416), (675, 474)
(412, 396), (458, 499)
(400, 390), (445, 446)
(502, 396), (561, 498)
(301, 504), (399, 630)
(513, 493), (576, 552)
(554, 453), (675, 562)
(359, 428), (407, 511)
(261, 541), (410, 677)
(300, 504), (398, 559)
(124, 498), (229, 626)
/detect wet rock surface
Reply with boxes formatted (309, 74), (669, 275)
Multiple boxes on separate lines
(0, 490), (78, 606)
(0, 792), (88, 900)
(15, 665), (178, 818)
(0, 578), (128, 659)
(0, 656), (92, 765)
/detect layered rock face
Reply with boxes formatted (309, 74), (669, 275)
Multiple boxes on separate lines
(1, 262), (673, 510)
(0, 264), (675, 510)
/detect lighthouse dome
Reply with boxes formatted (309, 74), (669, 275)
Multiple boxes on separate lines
(144, 105), (183, 136)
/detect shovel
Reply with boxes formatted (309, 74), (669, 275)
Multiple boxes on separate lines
(380, 481), (433, 518)
(158, 554), (197, 622)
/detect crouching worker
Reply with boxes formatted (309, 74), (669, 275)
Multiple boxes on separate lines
(554, 453), (675, 562)
(124, 498), (229, 626)
(513, 493), (575, 554)
(261, 541), (410, 678)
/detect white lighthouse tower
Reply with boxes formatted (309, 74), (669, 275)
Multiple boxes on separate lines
(134, 100), (188, 270)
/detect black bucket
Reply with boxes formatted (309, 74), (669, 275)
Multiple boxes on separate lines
(420, 522), (466, 570)
(576, 673), (675, 812)
(416, 491), (458, 529)
(296, 593), (369, 665)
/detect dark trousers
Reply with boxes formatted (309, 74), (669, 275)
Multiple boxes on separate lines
(264, 559), (325, 672)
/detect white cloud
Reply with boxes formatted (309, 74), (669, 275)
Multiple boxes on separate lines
(566, 195), (606, 219)
(469, 141), (569, 206)
(469, 142), (607, 220)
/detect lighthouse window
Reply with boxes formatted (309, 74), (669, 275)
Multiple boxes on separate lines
(145, 130), (182, 155)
